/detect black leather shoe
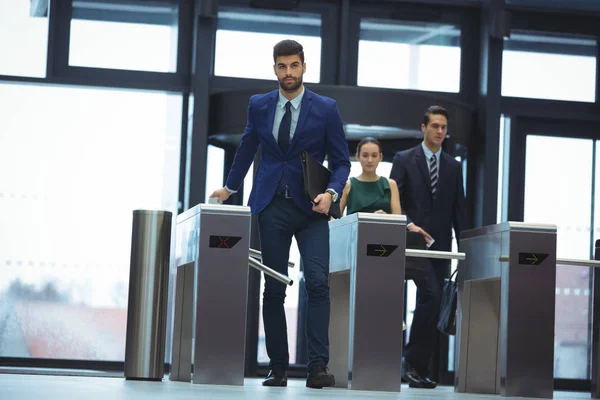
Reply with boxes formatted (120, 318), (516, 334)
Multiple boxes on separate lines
(262, 366), (287, 387)
(416, 377), (437, 389)
(402, 360), (437, 389)
(306, 365), (335, 389)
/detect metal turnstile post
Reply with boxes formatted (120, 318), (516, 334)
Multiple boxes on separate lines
(455, 222), (557, 399)
(124, 210), (173, 381)
(329, 213), (406, 392)
(170, 204), (250, 386)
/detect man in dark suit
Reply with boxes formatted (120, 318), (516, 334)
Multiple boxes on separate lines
(210, 40), (350, 389)
(390, 105), (467, 389)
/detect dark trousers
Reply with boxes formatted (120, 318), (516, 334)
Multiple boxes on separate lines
(404, 257), (448, 376)
(258, 195), (330, 370)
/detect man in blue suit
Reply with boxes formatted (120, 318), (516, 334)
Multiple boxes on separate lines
(390, 105), (467, 389)
(210, 40), (350, 389)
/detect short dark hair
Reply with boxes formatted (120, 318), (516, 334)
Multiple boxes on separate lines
(273, 40), (304, 64)
(423, 105), (449, 126)
(356, 137), (382, 154)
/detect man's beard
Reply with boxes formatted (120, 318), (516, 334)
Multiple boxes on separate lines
(278, 76), (303, 92)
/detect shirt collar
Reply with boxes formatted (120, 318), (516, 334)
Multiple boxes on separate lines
(422, 141), (441, 161)
(278, 87), (304, 110)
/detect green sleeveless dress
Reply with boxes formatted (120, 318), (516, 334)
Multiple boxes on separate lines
(346, 177), (391, 215)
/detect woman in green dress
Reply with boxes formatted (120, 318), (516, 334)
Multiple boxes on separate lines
(340, 137), (401, 216)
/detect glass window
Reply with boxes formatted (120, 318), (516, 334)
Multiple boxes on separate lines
(0, 83), (181, 361)
(69, 1), (178, 72)
(0, 0), (49, 77)
(524, 135), (593, 379)
(205, 145), (225, 203)
(358, 19), (461, 93)
(215, 8), (322, 82)
(502, 32), (597, 102)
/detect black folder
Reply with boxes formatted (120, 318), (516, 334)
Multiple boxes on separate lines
(300, 151), (341, 219)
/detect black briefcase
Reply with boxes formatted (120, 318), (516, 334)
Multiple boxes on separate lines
(405, 231), (429, 280)
(300, 150), (341, 219)
(437, 268), (458, 336)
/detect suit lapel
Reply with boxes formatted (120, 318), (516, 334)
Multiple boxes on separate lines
(288, 88), (312, 154)
(415, 145), (432, 196)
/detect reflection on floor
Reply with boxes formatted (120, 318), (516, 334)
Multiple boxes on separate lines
(1, 373), (592, 400)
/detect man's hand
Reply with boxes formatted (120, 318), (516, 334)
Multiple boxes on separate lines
(408, 223), (433, 242)
(209, 187), (232, 204)
(312, 192), (332, 215)
(374, 209), (387, 214)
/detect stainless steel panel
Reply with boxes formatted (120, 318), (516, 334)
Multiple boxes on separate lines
(192, 211), (250, 386)
(199, 204), (251, 216)
(175, 213), (200, 267)
(501, 230), (556, 399)
(169, 263), (194, 382)
(169, 204), (250, 386)
(329, 214), (406, 392)
(461, 221), (557, 240)
(124, 210), (172, 381)
(455, 222), (556, 399)
(175, 203), (249, 223)
(169, 265), (184, 381)
(463, 278), (501, 394)
(351, 219), (406, 392)
(329, 271), (351, 388)
(329, 216), (358, 274)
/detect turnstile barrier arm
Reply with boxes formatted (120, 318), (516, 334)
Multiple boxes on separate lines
(249, 248), (295, 268)
(406, 249), (466, 260)
(249, 256), (293, 286)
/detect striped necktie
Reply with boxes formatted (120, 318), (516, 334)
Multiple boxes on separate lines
(430, 155), (438, 198)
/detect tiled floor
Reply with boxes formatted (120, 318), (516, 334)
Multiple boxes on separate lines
(0, 373), (592, 400)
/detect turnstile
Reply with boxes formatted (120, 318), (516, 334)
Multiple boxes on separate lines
(329, 213), (406, 392)
(170, 204), (250, 386)
(456, 222), (557, 399)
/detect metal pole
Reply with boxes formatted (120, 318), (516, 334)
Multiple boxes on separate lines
(249, 248), (295, 268)
(124, 210), (172, 381)
(248, 257), (293, 286)
(406, 249), (466, 260)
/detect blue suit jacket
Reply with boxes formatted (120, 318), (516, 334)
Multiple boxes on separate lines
(390, 144), (467, 251)
(225, 88), (351, 216)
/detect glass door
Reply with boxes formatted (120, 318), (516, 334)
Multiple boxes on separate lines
(510, 118), (598, 381)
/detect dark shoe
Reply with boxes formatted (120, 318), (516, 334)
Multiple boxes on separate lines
(306, 365), (335, 389)
(262, 366), (287, 387)
(402, 359), (437, 389)
(416, 377), (437, 389)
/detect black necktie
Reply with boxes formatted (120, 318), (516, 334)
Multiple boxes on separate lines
(430, 155), (438, 198)
(278, 101), (291, 154)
